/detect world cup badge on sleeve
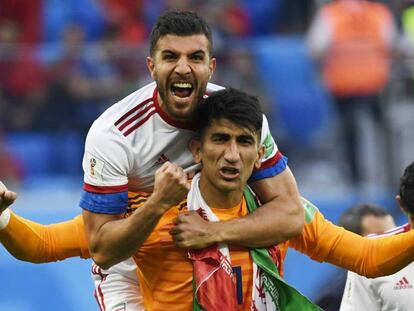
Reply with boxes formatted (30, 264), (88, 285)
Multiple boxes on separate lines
(86, 153), (105, 181)
(90, 158), (97, 176)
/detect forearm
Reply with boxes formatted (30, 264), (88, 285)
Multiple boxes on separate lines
(222, 168), (305, 247)
(290, 209), (414, 278)
(325, 230), (414, 278)
(0, 212), (87, 263)
(321, 232), (410, 278)
(84, 199), (166, 269)
(364, 231), (414, 277)
(48, 215), (90, 260)
(214, 198), (304, 247)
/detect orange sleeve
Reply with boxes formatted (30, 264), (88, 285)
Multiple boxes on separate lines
(289, 198), (414, 278)
(0, 212), (90, 263)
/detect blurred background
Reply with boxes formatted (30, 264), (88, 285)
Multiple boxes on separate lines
(1, 0), (414, 310)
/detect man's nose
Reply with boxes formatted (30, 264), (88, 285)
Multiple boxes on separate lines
(175, 57), (191, 75)
(224, 141), (240, 162)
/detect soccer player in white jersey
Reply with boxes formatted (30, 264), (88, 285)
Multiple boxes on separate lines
(78, 10), (303, 309)
(340, 161), (414, 311)
(80, 10), (304, 271)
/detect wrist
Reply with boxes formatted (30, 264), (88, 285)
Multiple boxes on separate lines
(0, 208), (11, 230)
(210, 221), (225, 244)
(145, 196), (172, 215)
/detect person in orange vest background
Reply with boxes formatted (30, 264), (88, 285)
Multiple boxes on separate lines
(307, 0), (397, 186)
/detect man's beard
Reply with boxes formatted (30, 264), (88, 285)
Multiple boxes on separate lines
(157, 81), (205, 121)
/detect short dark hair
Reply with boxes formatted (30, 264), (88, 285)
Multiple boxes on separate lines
(149, 11), (213, 56)
(338, 203), (390, 235)
(195, 88), (263, 140)
(399, 161), (414, 214)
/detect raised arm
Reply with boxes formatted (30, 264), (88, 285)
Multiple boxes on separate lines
(83, 162), (190, 269)
(290, 198), (414, 278)
(0, 181), (89, 262)
(0, 213), (89, 262)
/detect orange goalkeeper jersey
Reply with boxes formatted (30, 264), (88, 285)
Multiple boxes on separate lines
(2, 194), (414, 307)
(133, 197), (258, 311)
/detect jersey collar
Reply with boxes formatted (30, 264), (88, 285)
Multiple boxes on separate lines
(153, 87), (197, 131)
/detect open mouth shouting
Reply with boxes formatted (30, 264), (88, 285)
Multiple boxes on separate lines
(219, 166), (241, 181)
(171, 82), (194, 98)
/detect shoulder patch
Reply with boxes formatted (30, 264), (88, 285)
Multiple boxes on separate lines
(263, 133), (275, 158)
(86, 153), (105, 181)
(301, 197), (318, 224)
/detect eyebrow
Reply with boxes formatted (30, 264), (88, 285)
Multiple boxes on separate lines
(236, 134), (256, 144)
(160, 50), (176, 55)
(190, 50), (206, 56)
(210, 133), (229, 139)
(209, 132), (256, 141)
(160, 49), (206, 56)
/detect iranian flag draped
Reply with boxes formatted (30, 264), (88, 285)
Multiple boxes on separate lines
(188, 173), (322, 311)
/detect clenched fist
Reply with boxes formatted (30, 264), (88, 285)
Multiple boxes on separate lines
(170, 211), (219, 249)
(149, 162), (190, 213)
(0, 181), (16, 214)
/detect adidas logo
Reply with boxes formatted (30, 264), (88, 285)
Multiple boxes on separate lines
(153, 154), (169, 167)
(394, 277), (413, 290)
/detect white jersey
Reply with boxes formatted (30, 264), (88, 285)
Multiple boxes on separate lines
(82, 81), (287, 310)
(92, 258), (144, 311)
(340, 224), (414, 311)
(80, 81), (285, 214)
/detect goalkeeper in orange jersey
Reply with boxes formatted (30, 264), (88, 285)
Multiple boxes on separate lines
(2, 90), (414, 309)
(4, 184), (414, 310)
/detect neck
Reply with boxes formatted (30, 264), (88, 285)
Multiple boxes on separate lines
(198, 176), (243, 209)
(157, 93), (192, 123)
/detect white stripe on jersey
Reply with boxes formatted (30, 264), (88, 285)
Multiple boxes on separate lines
(367, 223), (411, 238)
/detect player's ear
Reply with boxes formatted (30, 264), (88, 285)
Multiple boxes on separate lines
(208, 57), (216, 80)
(190, 138), (202, 163)
(146, 56), (156, 80)
(396, 195), (408, 215)
(254, 144), (265, 169)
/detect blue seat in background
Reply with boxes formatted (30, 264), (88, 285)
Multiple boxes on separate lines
(5, 133), (53, 177)
(42, 0), (105, 43)
(5, 132), (83, 180)
(241, 0), (283, 34)
(254, 36), (333, 147)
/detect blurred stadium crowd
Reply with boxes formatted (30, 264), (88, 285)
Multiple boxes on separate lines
(0, 0), (414, 193)
(0, 0), (297, 133)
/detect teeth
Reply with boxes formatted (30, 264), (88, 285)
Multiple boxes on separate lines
(172, 82), (192, 88)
